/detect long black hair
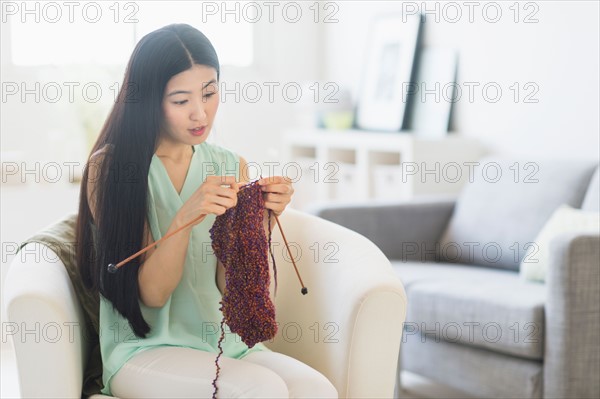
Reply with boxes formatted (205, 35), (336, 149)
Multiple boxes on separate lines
(76, 24), (220, 338)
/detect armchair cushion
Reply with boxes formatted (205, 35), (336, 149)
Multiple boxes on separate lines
(438, 157), (597, 271)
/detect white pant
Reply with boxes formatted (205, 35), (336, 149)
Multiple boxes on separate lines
(110, 346), (339, 398)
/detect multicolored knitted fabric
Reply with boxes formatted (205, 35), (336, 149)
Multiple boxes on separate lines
(209, 179), (278, 398)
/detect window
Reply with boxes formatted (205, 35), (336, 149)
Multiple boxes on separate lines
(135, 1), (254, 67)
(10, 16), (133, 66)
(9, 1), (254, 67)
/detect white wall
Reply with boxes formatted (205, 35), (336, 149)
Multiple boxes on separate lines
(3, 1), (597, 169)
(210, 13), (324, 166)
(324, 0), (600, 160)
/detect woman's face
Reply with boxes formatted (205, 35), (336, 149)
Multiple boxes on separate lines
(160, 64), (219, 146)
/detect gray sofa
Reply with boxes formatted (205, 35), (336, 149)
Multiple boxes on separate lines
(310, 156), (599, 399)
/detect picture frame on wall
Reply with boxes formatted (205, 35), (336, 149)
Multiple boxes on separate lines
(355, 13), (422, 132)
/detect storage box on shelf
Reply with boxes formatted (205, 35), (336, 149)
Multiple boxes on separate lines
(281, 128), (488, 211)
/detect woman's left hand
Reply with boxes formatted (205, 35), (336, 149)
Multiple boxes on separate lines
(257, 176), (294, 216)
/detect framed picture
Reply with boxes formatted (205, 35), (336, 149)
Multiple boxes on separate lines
(355, 13), (422, 132)
(407, 47), (458, 138)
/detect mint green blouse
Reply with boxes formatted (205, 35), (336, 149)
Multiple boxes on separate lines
(99, 142), (271, 396)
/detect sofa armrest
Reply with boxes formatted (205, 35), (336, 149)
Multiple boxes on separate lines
(4, 243), (90, 399)
(307, 198), (456, 261)
(266, 208), (408, 398)
(544, 232), (600, 399)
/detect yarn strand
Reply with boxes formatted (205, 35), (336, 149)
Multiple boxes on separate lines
(211, 308), (226, 399)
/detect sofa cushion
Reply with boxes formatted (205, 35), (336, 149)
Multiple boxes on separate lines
(392, 261), (546, 360)
(582, 166), (599, 211)
(438, 156), (598, 270)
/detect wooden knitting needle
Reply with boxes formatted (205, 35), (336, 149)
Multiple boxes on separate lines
(272, 212), (308, 295)
(107, 180), (254, 273)
(108, 180), (308, 296)
(107, 211), (206, 273)
(256, 174), (307, 295)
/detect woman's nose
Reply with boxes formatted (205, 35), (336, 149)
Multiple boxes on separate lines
(190, 100), (208, 120)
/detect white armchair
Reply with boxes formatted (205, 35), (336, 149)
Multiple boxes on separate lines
(4, 208), (408, 398)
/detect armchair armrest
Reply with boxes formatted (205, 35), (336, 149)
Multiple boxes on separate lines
(4, 243), (90, 399)
(266, 208), (408, 398)
(307, 198), (456, 261)
(544, 232), (600, 399)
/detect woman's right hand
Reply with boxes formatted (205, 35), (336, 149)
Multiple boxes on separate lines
(175, 175), (239, 228)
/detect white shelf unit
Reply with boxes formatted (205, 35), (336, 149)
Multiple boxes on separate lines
(281, 128), (489, 211)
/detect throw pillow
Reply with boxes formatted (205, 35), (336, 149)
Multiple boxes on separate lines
(520, 204), (600, 283)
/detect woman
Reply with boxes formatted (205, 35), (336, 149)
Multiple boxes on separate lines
(76, 23), (338, 398)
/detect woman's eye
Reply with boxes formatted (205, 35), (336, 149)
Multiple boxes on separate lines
(173, 93), (214, 105)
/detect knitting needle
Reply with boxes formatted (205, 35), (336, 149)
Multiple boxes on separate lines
(258, 174), (307, 295)
(272, 213), (308, 295)
(107, 211), (206, 273)
(107, 180), (253, 273)
(107, 180), (309, 297)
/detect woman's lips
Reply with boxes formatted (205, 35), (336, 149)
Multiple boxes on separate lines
(189, 126), (206, 136)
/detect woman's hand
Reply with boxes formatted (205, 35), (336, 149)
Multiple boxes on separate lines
(257, 176), (294, 216)
(176, 175), (239, 228)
